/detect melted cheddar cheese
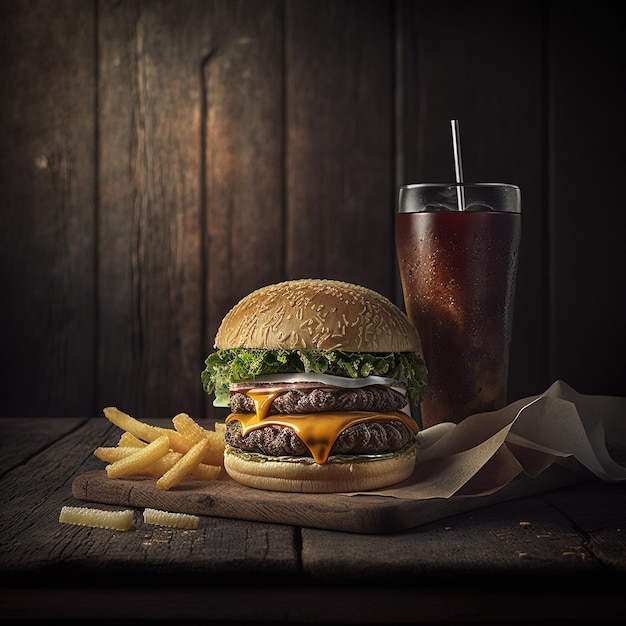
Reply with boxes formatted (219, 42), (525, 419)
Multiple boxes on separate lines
(226, 388), (418, 464)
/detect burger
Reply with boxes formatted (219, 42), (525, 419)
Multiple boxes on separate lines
(201, 279), (428, 493)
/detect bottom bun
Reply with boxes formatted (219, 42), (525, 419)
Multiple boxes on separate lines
(224, 445), (417, 493)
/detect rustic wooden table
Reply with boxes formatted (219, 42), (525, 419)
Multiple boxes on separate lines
(1, 417), (625, 623)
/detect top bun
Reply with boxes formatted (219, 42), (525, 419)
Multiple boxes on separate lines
(214, 279), (422, 354)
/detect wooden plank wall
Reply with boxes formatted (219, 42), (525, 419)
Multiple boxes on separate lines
(1, 0), (624, 420)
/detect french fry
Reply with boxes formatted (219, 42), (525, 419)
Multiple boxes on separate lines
(156, 438), (210, 490)
(59, 506), (134, 531)
(214, 421), (226, 434)
(94, 446), (146, 462)
(113, 450), (184, 479)
(96, 446), (183, 477)
(172, 412), (225, 466)
(141, 452), (184, 478)
(199, 436), (225, 466)
(104, 406), (190, 455)
(191, 462), (222, 481)
(172, 412), (210, 439)
(118, 431), (146, 447)
(143, 508), (200, 529)
(105, 435), (170, 479)
(103, 407), (164, 443)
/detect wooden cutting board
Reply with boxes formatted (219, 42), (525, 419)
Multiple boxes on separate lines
(72, 465), (582, 534)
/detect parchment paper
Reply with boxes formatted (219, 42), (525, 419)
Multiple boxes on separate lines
(356, 380), (626, 499)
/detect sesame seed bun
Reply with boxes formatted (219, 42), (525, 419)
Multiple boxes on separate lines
(207, 279), (426, 494)
(214, 278), (423, 355)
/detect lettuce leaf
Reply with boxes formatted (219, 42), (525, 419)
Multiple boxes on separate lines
(201, 348), (428, 407)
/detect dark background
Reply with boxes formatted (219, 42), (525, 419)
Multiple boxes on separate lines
(1, 0), (624, 420)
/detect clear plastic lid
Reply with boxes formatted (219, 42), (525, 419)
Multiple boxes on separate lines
(397, 183), (521, 213)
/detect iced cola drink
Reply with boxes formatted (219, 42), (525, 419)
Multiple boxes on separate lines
(395, 184), (521, 428)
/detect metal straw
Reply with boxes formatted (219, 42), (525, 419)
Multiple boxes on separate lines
(451, 119), (466, 210)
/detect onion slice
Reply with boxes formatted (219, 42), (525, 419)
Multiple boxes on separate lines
(231, 373), (403, 389)
(229, 373), (412, 416)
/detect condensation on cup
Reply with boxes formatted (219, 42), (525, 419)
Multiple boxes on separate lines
(395, 183), (521, 429)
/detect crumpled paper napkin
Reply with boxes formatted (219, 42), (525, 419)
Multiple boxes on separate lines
(357, 380), (626, 499)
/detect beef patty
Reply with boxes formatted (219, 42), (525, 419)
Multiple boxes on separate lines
(230, 384), (408, 415)
(225, 419), (415, 458)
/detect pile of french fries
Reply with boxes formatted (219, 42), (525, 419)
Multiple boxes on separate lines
(94, 407), (226, 490)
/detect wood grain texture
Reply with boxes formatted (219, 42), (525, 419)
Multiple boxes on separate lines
(204, 0), (285, 374)
(2, 416), (626, 622)
(0, 416), (299, 580)
(71, 464), (583, 534)
(97, 0), (208, 418)
(0, 417), (86, 476)
(0, 0), (96, 416)
(301, 481), (626, 579)
(285, 0), (394, 296)
(0, 1), (624, 420)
